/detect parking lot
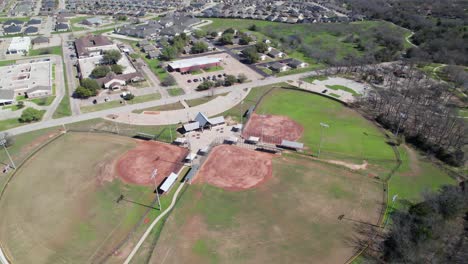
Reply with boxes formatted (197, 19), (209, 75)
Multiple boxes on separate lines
(170, 52), (263, 93)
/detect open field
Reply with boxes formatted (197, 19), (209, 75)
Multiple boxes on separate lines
(0, 132), (185, 264)
(254, 88), (395, 163)
(202, 18), (409, 65)
(149, 152), (382, 264)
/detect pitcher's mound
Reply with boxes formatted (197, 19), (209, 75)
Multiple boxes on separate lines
(196, 145), (272, 191)
(116, 141), (188, 186)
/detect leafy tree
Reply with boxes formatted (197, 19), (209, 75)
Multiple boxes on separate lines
(193, 30), (206, 39)
(214, 79), (224, 87)
(74, 86), (96, 98)
(224, 75), (237, 86)
(110, 64), (124, 74)
(81, 78), (101, 91)
(241, 46), (259, 64)
(249, 24), (257, 31)
(19, 107), (43, 123)
(219, 33), (234, 45)
(117, 15), (127, 21)
(223, 28), (235, 35)
(210, 31), (218, 38)
(102, 50), (122, 65)
(91, 65), (110, 78)
(160, 46), (177, 61)
(237, 73), (248, 83)
(196, 80), (214, 91)
(0, 132), (14, 147)
(161, 75), (176, 87)
(239, 34), (253, 45)
(191, 41), (209, 54)
(255, 42), (269, 53)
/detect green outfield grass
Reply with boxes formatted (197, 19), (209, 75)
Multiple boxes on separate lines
(255, 88), (395, 162)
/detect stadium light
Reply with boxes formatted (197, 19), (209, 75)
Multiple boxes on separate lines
(318, 122), (329, 158)
(0, 138), (15, 170)
(150, 169), (162, 210)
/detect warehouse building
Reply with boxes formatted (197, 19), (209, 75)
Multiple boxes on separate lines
(168, 57), (222, 73)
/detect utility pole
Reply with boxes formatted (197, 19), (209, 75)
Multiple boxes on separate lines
(0, 138), (16, 170)
(318, 122), (329, 158)
(150, 169), (162, 210)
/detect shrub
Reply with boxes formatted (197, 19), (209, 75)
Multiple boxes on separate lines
(224, 75), (237, 86)
(161, 75), (176, 87)
(111, 64), (124, 74)
(91, 65), (110, 78)
(197, 80), (214, 91)
(19, 107), (43, 123)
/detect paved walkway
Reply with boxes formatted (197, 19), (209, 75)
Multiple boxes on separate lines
(123, 180), (186, 264)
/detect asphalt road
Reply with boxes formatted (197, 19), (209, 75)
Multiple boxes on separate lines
(3, 69), (328, 136)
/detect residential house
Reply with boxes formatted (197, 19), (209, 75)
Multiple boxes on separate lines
(270, 62), (288, 72)
(288, 59), (308, 68)
(268, 49), (285, 58)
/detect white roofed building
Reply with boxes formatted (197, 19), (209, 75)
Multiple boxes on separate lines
(7, 37), (31, 55)
(168, 57), (222, 73)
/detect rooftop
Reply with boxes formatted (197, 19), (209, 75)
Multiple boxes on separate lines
(168, 57), (222, 69)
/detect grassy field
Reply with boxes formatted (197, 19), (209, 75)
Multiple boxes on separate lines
(0, 60), (15, 66)
(52, 60), (72, 119)
(148, 154), (382, 263)
(167, 87), (185, 96)
(80, 93), (162, 113)
(0, 132), (163, 264)
(255, 87), (395, 162)
(28, 46), (62, 56)
(132, 101), (185, 114)
(0, 118), (22, 131)
(202, 18), (409, 66)
(69, 16), (90, 31)
(326, 84), (360, 96)
(186, 93), (229, 107)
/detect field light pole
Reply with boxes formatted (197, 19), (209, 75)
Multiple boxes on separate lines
(150, 169), (162, 210)
(240, 100), (244, 125)
(0, 139), (15, 170)
(318, 122), (329, 158)
(383, 194), (398, 228)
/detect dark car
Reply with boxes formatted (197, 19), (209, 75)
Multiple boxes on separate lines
(321, 89), (327, 93)
(187, 79), (192, 83)
(194, 79), (199, 82)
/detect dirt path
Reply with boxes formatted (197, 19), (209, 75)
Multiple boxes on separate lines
(402, 145), (422, 176)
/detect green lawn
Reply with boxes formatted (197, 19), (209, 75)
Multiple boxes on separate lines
(202, 18), (409, 65)
(52, 60), (72, 119)
(69, 16), (91, 31)
(167, 87), (185, 96)
(329, 93), (341, 98)
(303, 75), (329, 83)
(255, 87), (395, 162)
(2, 104), (22, 111)
(0, 60), (15, 66)
(132, 101), (185, 114)
(0, 118), (22, 131)
(326, 84), (360, 96)
(29, 46), (63, 56)
(30, 96), (56, 106)
(190, 69), (203, 75)
(204, 65), (223, 72)
(185, 93), (229, 107)
(80, 93), (162, 113)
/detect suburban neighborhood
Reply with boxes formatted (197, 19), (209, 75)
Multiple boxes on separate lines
(0, 1), (466, 264)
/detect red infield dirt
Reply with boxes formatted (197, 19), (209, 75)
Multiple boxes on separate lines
(116, 140), (188, 186)
(242, 113), (303, 144)
(196, 145), (273, 191)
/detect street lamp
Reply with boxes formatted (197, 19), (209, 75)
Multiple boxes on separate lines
(318, 122), (329, 158)
(0, 138), (16, 170)
(150, 168), (162, 210)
